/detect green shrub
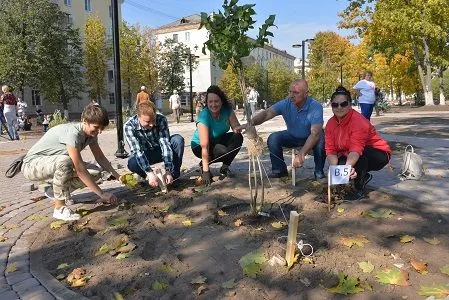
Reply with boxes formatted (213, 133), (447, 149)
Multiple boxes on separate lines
(49, 110), (68, 128)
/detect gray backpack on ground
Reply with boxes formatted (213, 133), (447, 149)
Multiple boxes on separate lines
(399, 145), (423, 181)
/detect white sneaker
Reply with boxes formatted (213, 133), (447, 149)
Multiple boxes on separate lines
(53, 206), (81, 221)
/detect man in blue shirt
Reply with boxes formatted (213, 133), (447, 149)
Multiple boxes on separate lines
(238, 79), (325, 179)
(124, 101), (184, 187)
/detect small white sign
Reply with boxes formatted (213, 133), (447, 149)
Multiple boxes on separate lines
(328, 165), (351, 185)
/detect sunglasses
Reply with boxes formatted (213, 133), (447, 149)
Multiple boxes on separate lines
(331, 101), (349, 108)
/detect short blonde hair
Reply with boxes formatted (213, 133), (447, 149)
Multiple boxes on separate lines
(2, 85), (9, 93)
(136, 101), (156, 118)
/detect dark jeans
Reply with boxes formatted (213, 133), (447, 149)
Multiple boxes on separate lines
(337, 146), (389, 190)
(267, 130), (326, 175)
(360, 103), (374, 120)
(192, 132), (243, 166)
(127, 134), (184, 179)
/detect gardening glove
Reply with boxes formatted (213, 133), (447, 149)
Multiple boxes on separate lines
(201, 171), (212, 186)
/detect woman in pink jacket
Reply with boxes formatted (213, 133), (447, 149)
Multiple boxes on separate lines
(325, 86), (391, 200)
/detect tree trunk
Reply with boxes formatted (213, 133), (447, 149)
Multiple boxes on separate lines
(60, 80), (69, 120)
(438, 67), (446, 105)
(236, 67), (249, 120)
(412, 37), (433, 106)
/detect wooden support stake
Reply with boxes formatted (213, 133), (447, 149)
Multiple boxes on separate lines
(327, 169), (331, 212)
(285, 210), (300, 268)
(155, 169), (167, 193)
(291, 149), (296, 186)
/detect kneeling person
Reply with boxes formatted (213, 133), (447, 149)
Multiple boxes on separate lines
(22, 103), (121, 221)
(191, 85), (243, 186)
(325, 87), (391, 200)
(125, 101), (184, 187)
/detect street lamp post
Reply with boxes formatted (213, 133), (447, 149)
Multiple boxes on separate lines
(188, 49), (199, 122)
(111, 0), (128, 158)
(292, 38), (314, 79)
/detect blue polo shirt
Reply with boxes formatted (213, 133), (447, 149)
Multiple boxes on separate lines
(271, 96), (323, 139)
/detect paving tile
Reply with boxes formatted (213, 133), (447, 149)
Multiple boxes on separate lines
(5, 272), (32, 286)
(12, 278), (40, 292)
(0, 289), (19, 299)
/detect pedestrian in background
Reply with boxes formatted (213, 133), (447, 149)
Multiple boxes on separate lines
(0, 85), (19, 140)
(353, 71), (376, 121)
(169, 89), (181, 123)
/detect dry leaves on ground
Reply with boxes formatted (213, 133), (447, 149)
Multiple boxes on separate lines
(399, 235), (415, 243)
(376, 268), (410, 286)
(411, 260), (428, 275)
(327, 273), (365, 295)
(340, 234), (369, 248)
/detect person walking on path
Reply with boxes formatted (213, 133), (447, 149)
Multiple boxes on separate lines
(136, 85), (150, 106)
(247, 84), (259, 118)
(325, 86), (391, 200)
(17, 97), (27, 117)
(21, 103), (121, 221)
(169, 89), (182, 123)
(237, 79), (326, 180)
(191, 85), (244, 186)
(124, 101), (185, 188)
(353, 71), (376, 120)
(194, 92), (205, 121)
(0, 85), (19, 140)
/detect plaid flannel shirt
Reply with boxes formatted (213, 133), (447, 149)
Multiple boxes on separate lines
(124, 114), (173, 174)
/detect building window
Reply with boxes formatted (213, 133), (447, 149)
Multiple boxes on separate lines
(32, 90), (42, 106)
(108, 70), (114, 82)
(64, 0), (72, 6)
(185, 32), (190, 42)
(173, 34), (178, 42)
(109, 5), (112, 18)
(85, 0), (92, 12)
(63, 13), (73, 26)
(109, 93), (115, 104)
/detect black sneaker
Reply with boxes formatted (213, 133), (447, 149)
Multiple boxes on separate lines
(314, 171), (325, 180)
(361, 173), (373, 190)
(344, 189), (366, 201)
(268, 170), (288, 179)
(219, 166), (233, 180)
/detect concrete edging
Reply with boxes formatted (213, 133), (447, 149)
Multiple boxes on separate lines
(29, 220), (89, 300)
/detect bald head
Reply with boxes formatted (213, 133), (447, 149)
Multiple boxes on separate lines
(289, 79), (309, 108)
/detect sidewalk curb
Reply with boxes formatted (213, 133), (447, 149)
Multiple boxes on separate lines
(29, 221), (89, 300)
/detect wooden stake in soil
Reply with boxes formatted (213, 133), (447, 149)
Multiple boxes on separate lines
(285, 210), (300, 268)
(291, 149), (296, 186)
(327, 169), (331, 212)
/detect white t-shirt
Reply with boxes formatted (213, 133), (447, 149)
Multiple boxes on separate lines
(248, 89), (259, 103)
(169, 94), (181, 109)
(353, 79), (376, 104)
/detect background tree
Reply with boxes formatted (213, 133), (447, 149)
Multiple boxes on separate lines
(340, 0), (449, 106)
(139, 27), (160, 96)
(157, 38), (191, 95)
(219, 64), (242, 103)
(266, 58), (297, 101)
(120, 21), (142, 107)
(200, 0), (275, 118)
(38, 16), (84, 117)
(307, 31), (352, 101)
(84, 15), (110, 105)
(0, 0), (84, 113)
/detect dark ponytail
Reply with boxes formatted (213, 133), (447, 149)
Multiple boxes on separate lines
(331, 86), (352, 102)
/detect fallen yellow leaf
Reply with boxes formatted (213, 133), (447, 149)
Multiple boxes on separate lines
(182, 220), (193, 227)
(399, 235), (415, 243)
(234, 219), (243, 227)
(340, 234), (369, 248)
(271, 221), (286, 229)
(0, 236), (7, 242)
(423, 237), (440, 245)
(411, 260), (428, 274)
(217, 210), (228, 216)
(5, 263), (17, 273)
(50, 220), (66, 229)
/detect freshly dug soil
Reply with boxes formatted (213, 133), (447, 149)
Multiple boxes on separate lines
(38, 173), (449, 300)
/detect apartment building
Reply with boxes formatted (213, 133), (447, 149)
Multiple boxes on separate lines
(153, 14), (295, 107)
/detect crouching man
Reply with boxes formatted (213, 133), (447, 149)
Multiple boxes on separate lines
(124, 101), (184, 187)
(21, 103), (121, 221)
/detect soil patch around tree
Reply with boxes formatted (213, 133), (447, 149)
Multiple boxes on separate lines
(35, 173), (449, 300)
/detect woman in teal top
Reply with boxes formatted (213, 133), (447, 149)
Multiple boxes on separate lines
(191, 85), (243, 186)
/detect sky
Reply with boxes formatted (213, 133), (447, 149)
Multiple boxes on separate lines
(122, 0), (351, 59)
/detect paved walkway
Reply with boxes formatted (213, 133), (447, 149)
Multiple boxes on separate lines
(0, 109), (448, 299)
